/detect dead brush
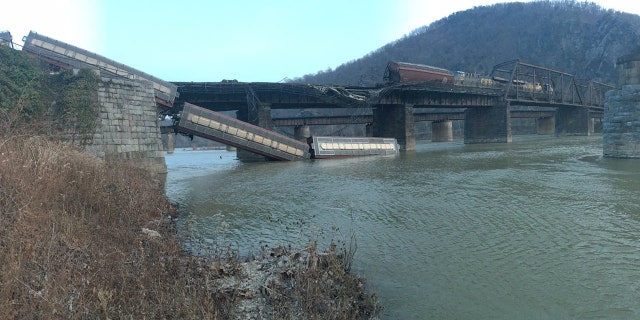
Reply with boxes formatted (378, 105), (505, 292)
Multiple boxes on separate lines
(265, 240), (381, 320)
(0, 134), (226, 319)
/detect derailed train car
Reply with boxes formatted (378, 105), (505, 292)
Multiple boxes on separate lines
(307, 136), (399, 159)
(176, 103), (399, 161)
(177, 103), (310, 161)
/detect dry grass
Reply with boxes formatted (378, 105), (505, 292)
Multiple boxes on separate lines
(0, 135), (225, 319)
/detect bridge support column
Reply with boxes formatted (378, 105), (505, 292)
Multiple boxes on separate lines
(592, 117), (603, 133)
(432, 120), (453, 142)
(236, 102), (274, 161)
(464, 99), (512, 143)
(365, 123), (373, 137)
(166, 133), (175, 154)
(537, 116), (555, 135)
(372, 104), (415, 151)
(555, 107), (590, 136)
(294, 125), (311, 141)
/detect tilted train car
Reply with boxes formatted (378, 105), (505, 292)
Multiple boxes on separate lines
(384, 61), (454, 84)
(177, 103), (310, 161)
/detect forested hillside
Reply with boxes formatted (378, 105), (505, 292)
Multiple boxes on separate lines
(297, 1), (640, 86)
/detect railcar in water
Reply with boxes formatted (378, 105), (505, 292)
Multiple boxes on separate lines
(307, 136), (399, 159)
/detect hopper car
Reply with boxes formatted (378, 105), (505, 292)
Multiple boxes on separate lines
(307, 136), (399, 159)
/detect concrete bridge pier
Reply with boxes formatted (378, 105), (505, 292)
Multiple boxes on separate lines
(294, 125), (311, 141)
(464, 99), (512, 143)
(432, 120), (453, 142)
(555, 107), (591, 136)
(166, 133), (175, 154)
(537, 116), (555, 135)
(592, 117), (603, 133)
(372, 104), (415, 151)
(236, 102), (274, 161)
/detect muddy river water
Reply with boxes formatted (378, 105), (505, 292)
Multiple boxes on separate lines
(165, 135), (640, 319)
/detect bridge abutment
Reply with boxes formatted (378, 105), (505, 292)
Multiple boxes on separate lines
(432, 120), (453, 142)
(555, 107), (591, 136)
(236, 102), (274, 161)
(84, 77), (167, 175)
(464, 100), (512, 143)
(372, 104), (415, 151)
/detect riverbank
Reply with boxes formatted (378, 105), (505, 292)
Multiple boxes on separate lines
(0, 134), (379, 319)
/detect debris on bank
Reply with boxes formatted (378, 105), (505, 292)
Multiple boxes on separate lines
(200, 243), (381, 320)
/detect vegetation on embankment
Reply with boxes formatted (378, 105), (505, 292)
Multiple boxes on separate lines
(1, 44), (100, 144)
(0, 43), (380, 319)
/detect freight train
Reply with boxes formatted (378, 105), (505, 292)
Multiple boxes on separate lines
(384, 60), (554, 94)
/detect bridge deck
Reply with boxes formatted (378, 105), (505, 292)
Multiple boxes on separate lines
(177, 103), (310, 161)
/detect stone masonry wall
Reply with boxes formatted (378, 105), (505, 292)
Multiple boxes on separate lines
(85, 77), (167, 174)
(603, 85), (640, 158)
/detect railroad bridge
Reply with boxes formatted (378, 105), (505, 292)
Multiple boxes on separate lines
(20, 31), (613, 163)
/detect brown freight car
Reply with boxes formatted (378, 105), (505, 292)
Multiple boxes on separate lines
(384, 61), (454, 84)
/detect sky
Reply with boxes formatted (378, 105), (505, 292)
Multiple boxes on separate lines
(2, 0), (640, 82)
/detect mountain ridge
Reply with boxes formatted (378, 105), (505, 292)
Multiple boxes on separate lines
(296, 1), (640, 86)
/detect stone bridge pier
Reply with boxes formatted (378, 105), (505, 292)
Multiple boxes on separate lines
(604, 48), (640, 158)
(372, 104), (415, 151)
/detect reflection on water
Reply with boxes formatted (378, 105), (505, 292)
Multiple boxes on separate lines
(165, 136), (640, 319)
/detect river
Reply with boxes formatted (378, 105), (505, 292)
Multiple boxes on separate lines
(164, 135), (640, 319)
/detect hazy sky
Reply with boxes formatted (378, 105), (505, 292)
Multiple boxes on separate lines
(2, 1), (639, 82)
